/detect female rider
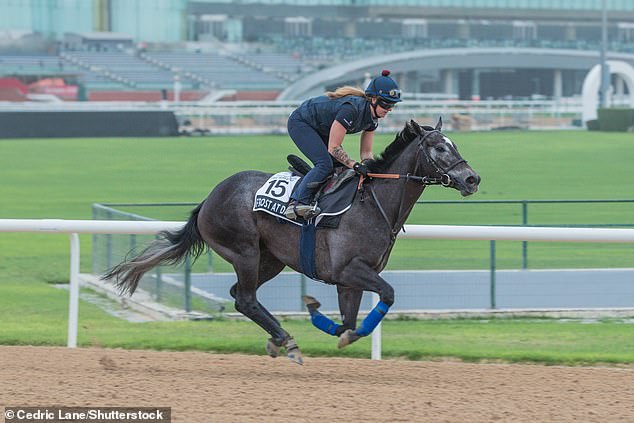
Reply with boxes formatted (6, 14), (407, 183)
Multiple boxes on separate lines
(284, 70), (402, 219)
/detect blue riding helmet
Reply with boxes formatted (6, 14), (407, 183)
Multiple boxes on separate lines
(365, 70), (402, 103)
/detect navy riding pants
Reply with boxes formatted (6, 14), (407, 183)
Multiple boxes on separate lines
(287, 114), (334, 204)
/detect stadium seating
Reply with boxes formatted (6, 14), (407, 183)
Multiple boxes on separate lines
(268, 36), (634, 67)
(2, 35), (633, 101)
(63, 51), (186, 90)
(227, 51), (313, 81)
(144, 51), (288, 90)
(0, 54), (65, 75)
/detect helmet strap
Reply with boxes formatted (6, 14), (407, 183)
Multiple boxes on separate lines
(370, 99), (379, 118)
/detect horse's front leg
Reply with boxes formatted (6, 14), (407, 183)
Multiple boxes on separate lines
(338, 286), (363, 332)
(302, 286), (363, 337)
(336, 258), (394, 349)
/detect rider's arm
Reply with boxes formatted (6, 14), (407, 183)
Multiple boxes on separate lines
(329, 103), (359, 168)
(359, 130), (374, 162)
(328, 120), (354, 167)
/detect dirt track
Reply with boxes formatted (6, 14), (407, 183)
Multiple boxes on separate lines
(2, 346), (634, 422)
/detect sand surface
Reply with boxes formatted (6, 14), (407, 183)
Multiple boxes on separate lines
(2, 346), (633, 422)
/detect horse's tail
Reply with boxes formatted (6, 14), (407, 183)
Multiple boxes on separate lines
(102, 202), (207, 295)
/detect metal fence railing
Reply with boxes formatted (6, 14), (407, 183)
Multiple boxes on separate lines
(92, 199), (634, 314)
(92, 203), (222, 315)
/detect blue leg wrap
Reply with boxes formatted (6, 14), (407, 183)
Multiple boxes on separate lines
(355, 301), (390, 337)
(309, 310), (340, 336)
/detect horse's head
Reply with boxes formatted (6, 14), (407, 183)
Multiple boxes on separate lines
(406, 118), (480, 196)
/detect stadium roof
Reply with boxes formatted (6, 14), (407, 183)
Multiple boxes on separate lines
(279, 47), (634, 100)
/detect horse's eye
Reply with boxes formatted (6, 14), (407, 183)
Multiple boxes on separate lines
(434, 146), (445, 153)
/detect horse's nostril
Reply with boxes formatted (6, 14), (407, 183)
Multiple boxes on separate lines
(466, 176), (478, 186)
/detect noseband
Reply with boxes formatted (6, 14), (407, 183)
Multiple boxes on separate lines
(414, 130), (467, 187)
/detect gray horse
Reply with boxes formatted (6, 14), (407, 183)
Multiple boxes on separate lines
(103, 118), (480, 364)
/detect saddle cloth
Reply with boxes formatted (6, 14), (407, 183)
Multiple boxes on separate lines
(253, 171), (358, 227)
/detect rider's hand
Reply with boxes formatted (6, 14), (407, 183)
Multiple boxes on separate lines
(353, 162), (369, 177)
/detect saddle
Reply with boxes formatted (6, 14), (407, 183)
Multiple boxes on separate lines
(287, 154), (357, 201)
(253, 157), (358, 229)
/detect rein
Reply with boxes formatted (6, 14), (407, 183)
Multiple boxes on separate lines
(361, 129), (466, 241)
(363, 129), (466, 187)
(366, 172), (450, 186)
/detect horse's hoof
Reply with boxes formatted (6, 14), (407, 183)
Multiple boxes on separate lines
(337, 329), (361, 349)
(302, 295), (321, 310)
(265, 338), (281, 358)
(284, 338), (304, 365)
(286, 348), (304, 365)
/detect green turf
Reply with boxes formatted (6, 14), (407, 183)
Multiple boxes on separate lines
(1, 131), (634, 364)
(2, 280), (634, 365)
(2, 131), (632, 278)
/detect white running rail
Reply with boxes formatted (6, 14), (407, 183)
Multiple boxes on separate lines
(2, 219), (634, 359)
(0, 220), (183, 348)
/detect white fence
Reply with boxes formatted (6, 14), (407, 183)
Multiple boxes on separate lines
(0, 98), (585, 132)
(2, 218), (634, 360)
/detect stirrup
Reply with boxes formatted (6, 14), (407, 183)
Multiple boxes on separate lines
(302, 204), (321, 220)
(284, 201), (321, 220)
(284, 201), (299, 219)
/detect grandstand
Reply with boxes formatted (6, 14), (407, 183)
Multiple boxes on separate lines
(0, 0), (632, 104)
(143, 51), (288, 89)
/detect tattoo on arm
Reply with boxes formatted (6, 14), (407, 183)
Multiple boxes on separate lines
(331, 146), (354, 167)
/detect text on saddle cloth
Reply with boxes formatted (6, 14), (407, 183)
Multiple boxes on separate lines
(253, 171), (358, 227)
(253, 172), (300, 222)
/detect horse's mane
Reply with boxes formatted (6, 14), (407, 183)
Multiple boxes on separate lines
(366, 121), (434, 173)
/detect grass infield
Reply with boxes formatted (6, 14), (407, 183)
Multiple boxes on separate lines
(1, 130), (633, 364)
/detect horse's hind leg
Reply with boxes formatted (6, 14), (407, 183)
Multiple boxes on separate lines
(232, 257), (286, 337)
(229, 250), (295, 359)
(255, 249), (286, 327)
(229, 251), (285, 324)
(231, 250), (303, 364)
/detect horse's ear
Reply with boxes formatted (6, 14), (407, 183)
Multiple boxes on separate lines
(435, 116), (443, 131)
(409, 119), (423, 135)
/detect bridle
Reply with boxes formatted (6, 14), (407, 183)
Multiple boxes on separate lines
(365, 130), (466, 187)
(408, 129), (467, 187)
(361, 129), (468, 242)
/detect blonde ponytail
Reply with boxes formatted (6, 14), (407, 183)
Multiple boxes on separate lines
(325, 86), (366, 99)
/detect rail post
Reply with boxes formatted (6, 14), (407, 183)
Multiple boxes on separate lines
(300, 274), (307, 312)
(68, 233), (80, 348)
(184, 255), (192, 312)
(371, 292), (382, 360)
(490, 240), (497, 309)
(522, 201), (528, 269)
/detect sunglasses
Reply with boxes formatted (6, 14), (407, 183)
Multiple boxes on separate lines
(376, 98), (396, 110)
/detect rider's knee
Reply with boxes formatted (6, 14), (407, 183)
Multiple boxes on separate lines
(315, 159), (333, 174)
